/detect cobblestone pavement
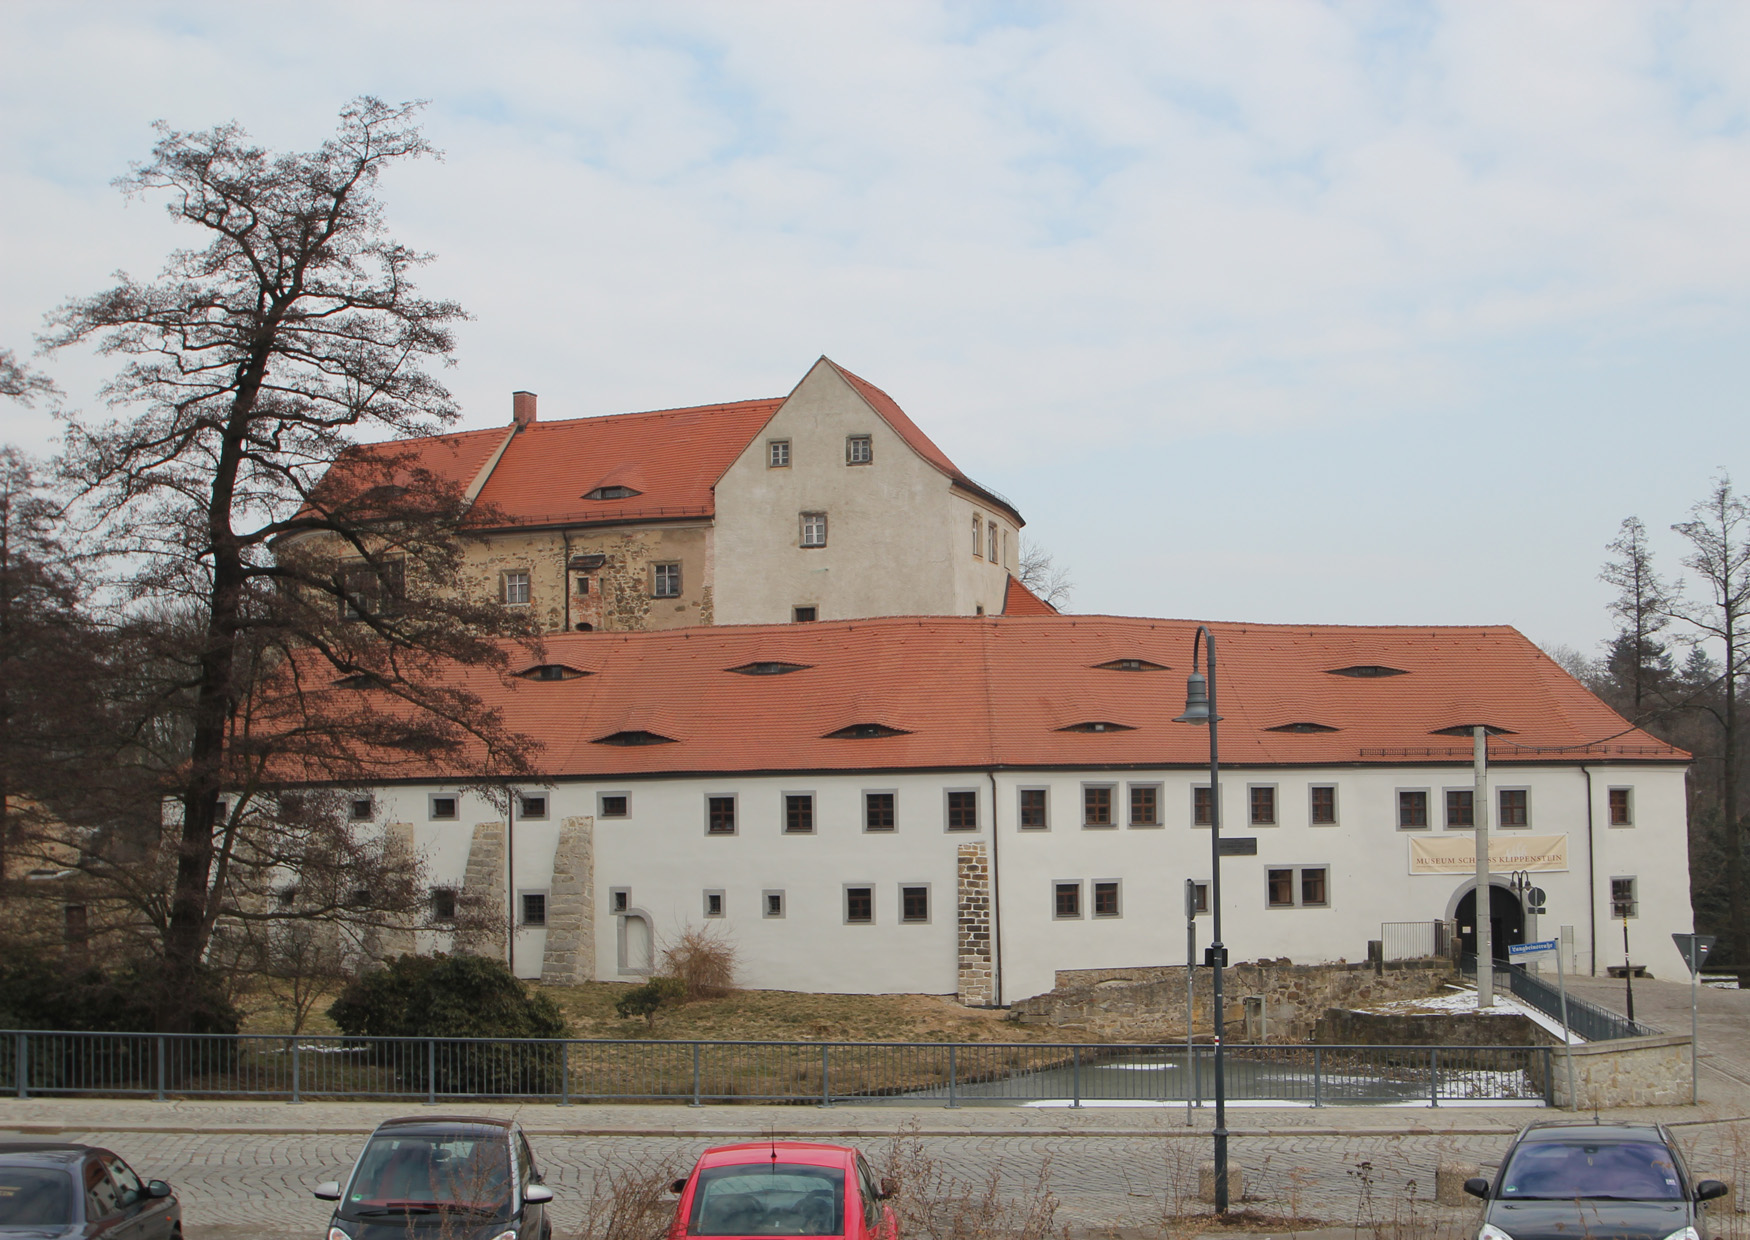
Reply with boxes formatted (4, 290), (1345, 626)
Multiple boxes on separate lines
(1555, 971), (1750, 1093)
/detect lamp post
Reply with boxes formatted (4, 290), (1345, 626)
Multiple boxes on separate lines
(1173, 625), (1229, 1214)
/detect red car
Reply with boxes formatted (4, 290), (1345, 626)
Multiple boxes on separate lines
(668, 1142), (897, 1240)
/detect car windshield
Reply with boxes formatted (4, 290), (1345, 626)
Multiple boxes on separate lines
(687, 1163), (846, 1236)
(1500, 1140), (1684, 1201)
(343, 1132), (511, 1217)
(0, 1167), (75, 1225)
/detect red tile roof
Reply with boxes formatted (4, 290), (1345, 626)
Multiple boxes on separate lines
(1003, 575), (1058, 616)
(297, 615), (1683, 781)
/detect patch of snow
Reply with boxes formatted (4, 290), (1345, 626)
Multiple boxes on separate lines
(1351, 985), (1584, 1044)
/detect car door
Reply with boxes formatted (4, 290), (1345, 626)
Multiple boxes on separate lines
(516, 1129), (545, 1238)
(81, 1155), (127, 1238)
(104, 1155), (171, 1240)
(853, 1155), (894, 1240)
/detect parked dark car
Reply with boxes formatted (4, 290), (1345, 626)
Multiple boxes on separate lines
(0, 1141), (180, 1238)
(314, 1116), (552, 1240)
(1466, 1121), (1729, 1240)
(666, 1141), (897, 1240)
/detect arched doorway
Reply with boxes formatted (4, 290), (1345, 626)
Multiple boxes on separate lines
(1455, 884), (1526, 963)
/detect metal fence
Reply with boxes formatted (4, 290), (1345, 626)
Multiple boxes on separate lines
(1380, 920), (1459, 962)
(0, 1031), (1553, 1107)
(1460, 955), (1655, 1041)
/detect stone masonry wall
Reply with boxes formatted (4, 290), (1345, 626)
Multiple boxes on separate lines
(956, 842), (994, 1006)
(1552, 1033), (1692, 1108)
(540, 816), (595, 984)
(453, 821), (505, 958)
(369, 822), (419, 960)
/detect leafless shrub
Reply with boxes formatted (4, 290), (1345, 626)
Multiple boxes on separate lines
(876, 1123), (1063, 1240)
(573, 1151), (687, 1240)
(661, 924), (739, 1001)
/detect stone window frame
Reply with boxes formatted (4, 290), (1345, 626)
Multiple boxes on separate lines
(1190, 784), (1216, 828)
(846, 434), (874, 465)
(898, 882), (931, 924)
(1017, 786), (1049, 831)
(1443, 787), (1475, 830)
(762, 889), (786, 919)
(516, 793), (548, 820)
(783, 791), (816, 834)
(705, 793), (737, 836)
(971, 513), (982, 559)
(1309, 784), (1338, 827)
(863, 789), (897, 832)
(986, 516), (999, 562)
(598, 791), (631, 819)
(792, 604), (818, 623)
(1189, 880), (1210, 916)
(1396, 788), (1431, 830)
(799, 511), (829, 549)
(349, 794), (375, 822)
(1497, 786), (1532, 829)
(1081, 782), (1117, 829)
(501, 568), (532, 606)
(767, 438), (791, 468)
(428, 793), (459, 821)
(944, 787), (980, 832)
(609, 887), (630, 914)
(1091, 879), (1123, 919)
(1247, 783), (1278, 827)
(652, 561), (682, 598)
(844, 882), (876, 925)
(429, 887), (457, 924)
(518, 889), (549, 927)
(703, 889), (726, 919)
(1610, 875), (1638, 919)
(1127, 782), (1162, 828)
(1052, 879), (1083, 920)
(1607, 786), (1634, 827)
(1266, 865), (1331, 909)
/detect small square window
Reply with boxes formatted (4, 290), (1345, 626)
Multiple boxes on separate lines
(1192, 786), (1213, 827)
(1310, 785), (1337, 826)
(845, 885), (874, 924)
(653, 562), (682, 598)
(278, 885), (298, 909)
(1249, 785), (1277, 826)
(1445, 789), (1474, 828)
(1053, 881), (1082, 919)
(793, 605), (818, 623)
(611, 888), (630, 914)
(1267, 868), (1295, 908)
(768, 439), (791, 468)
(1611, 876), (1637, 919)
(704, 890), (725, 918)
(901, 885), (929, 923)
(1499, 788), (1529, 827)
(846, 434), (873, 465)
(518, 794), (547, 820)
(599, 793), (629, 818)
(800, 512), (828, 548)
(784, 793), (815, 834)
(430, 888), (457, 923)
(1397, 790), (1429, 830)
(1301, 867), (1329, 907)
(864, 791), (896, 831)
(1608, 787), (1633, 827)
(1128, 785), (1160, 827)
(502, 569), (531, 606)
(215, 799), (230, 820)
(349, 796), (374, 822)
(520, 891), (548, 927)
(1083, 785), (1114, 827)
(429, 795), (458, 821)
(574, 575), (591, 595)
(763, 890), (785, 918)
(1092, 880), (1121, 918)
(706, 795), (736, 835)
(946, 789), (978, 830)
(1018, 788), (1048, 830)
(1190, 881), (1209, 915)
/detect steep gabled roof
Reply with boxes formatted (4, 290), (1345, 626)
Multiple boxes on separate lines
(1003, 575), (1058, 616)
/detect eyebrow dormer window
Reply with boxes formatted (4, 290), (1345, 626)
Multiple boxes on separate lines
(517, 664), (589, 681)
(1267, 722), (1339, 733)
(1326, 665), (1409, 678)
(825, 723), (909, 739)
(1430, 723), (1514, 736)
(593, 730), (676, 746)
(1058, 721), (1136, 733)
(1094, 658), (1166, 672)
(333, 673), (389, 690)
(586, 485), (641, 500)
(728, 661), (811, 676)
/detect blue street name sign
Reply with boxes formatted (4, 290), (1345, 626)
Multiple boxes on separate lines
(1508, 939), (1558, 957)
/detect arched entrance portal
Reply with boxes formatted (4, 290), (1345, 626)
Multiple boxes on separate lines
(1455, 884), (1526, 963)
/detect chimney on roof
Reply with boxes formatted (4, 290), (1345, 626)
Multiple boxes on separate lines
(513, 391), (537, 428)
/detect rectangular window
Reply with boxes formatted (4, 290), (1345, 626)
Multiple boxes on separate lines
(792, 605), (817, 623)
(653, 562), (681, 598)
(845, 885), (875, 924)
(763, 890), (785, 918)
(800, 511), (828, 548)
(520, 891), (547, 927)
(574, 575), (591, 595)
(864, 791), (896, 831)
(987, 518), (999, 562)
(1018, 788), (1048, 830)
(971, 513), (982, 557)
(1301, 867), (1329, 907)
(784, 793), (815, 834)
(1267, 868), (1295, 908)
(429, 794), (458, 821)
(1192, 785), (1213, 827)
(1129, 784), (1160, 827)
(1190, 881), (1209, 915)
(1310, 785), (1337, 826)
(1445, 789), (1474, 828)
(946, 789), (978, 830)
(846, 434), (873, 464)
(599, 793), (629, 818)
(706, 795), (736, 835)
(1249, 785), (1277, 826)
(63, 904), (88, 946)
(339, 558), (404, 620)
(518, 794), (547, 819)
(1083, 784), (1113, 827)
(1608, 787), (1633, 826)
(1499, 788), (1529, 827)
(502, 569), (531, 605)
(901, 885), (929, 923)
(349, 796), (374, 822)
(611, 888), (629, 913)
(1397, 789), (1429, 829)
(1092, 880), (1121, 918)
(768, 439), (791, 468)
(1053, 881), (1082, 919)
(1611, 876), (1638, 919)
(704, 890), (725, 918)
(430, 888), (456, 923)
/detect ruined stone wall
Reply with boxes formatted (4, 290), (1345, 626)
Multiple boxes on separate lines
(540, 816), (595, 984)
(956, 842), (994, 1006)
(1314, 1007), (1541, 1047)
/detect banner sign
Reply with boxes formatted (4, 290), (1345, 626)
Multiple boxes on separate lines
(1409, 834), (1569, 875)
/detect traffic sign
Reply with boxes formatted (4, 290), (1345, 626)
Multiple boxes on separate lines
(1526, 886), (1547, 914)
(1509, 939), (1558, 957)
(1672, 933), (1716, 976)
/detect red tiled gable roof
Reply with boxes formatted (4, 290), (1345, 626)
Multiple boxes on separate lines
(1003, 575), (1058, 616)
(298, 616), (1683, 781)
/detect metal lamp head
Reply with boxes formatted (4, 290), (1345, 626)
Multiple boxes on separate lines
(1174, 671), (1219, 725)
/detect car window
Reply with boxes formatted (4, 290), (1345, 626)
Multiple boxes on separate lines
(104, 1155), (145, 1207)
(1500, 1141), (1684, 1201)
(687, 1164), (845, 1237)
(854, 1156), (883, 1232)
(518, 1133), (537, 1185)
(0, 1167), (75, 1225)
(84, 1158), (123, 1220)
(344, 1132), (512, 1214)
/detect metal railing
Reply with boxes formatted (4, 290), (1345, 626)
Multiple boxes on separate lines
(0, 1031), (1553, 1107)
(1460, 955), (1656, 1041)
(1380, 920), (1459, 962)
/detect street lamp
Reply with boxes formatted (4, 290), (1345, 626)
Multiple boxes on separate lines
(1173, 625), (1230, 1214)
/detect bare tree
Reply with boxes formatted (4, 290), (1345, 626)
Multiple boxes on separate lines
(0, 349), (54, 404)
(1601, 516), (1674, 711)
(38, 98), (539, 1027)
(1016, 537), (1072, 610)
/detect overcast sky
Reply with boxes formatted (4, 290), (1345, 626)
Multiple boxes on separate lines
(3, 2), (1747, 656)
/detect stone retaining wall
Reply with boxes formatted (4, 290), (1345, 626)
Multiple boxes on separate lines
(1548, 1032), (1692, 1109)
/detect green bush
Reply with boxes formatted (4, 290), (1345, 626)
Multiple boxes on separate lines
(614, 976), (686, 1026)
(0, 953), (239, 1035)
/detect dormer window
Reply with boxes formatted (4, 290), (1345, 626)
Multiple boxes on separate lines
(593, 730), (676, 746)
(728, 661), (811, 676)
(585, 485), (641, 500)
(1430, 723), (1514, 736)
(826, 723), (909, 739)
(1094, 658), (1166, 672)
(1058, 721), (1136, 734)
(516, 664), (589, 681)
(1326, 665), (1409, 678)
(333, 673), (389, 690)
(1268, 722), (1340, 733)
